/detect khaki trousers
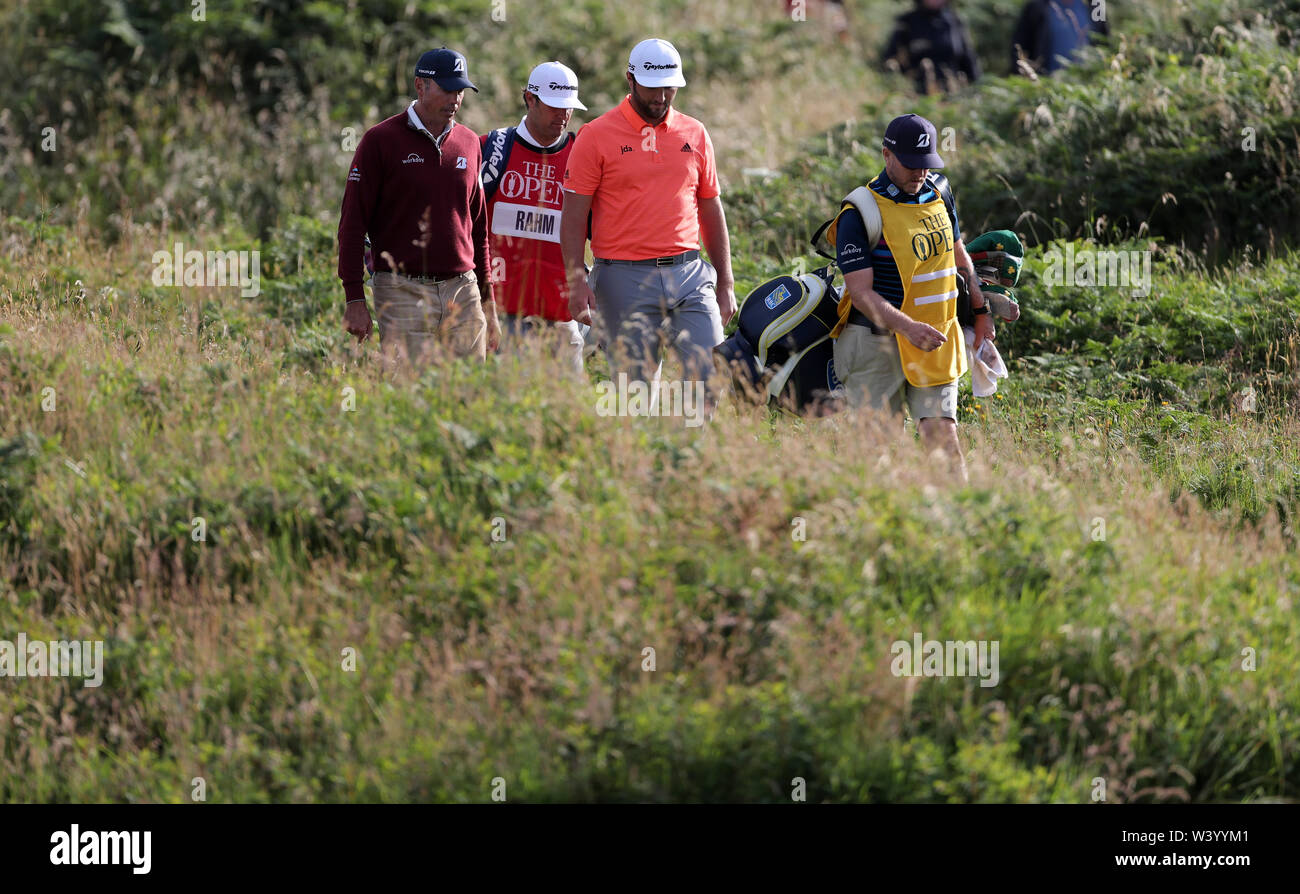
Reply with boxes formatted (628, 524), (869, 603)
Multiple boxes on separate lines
(371, 271), (487, 364)
(832, 323), (958, 420)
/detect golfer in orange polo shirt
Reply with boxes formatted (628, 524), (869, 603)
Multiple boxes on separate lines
(561, 38), (736, 392)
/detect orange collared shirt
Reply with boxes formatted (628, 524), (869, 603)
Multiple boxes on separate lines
(562, 95), (720, 260)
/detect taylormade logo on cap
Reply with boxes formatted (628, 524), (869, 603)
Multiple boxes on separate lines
(627, 38), (686, 88)
(525, 61), (587, 110)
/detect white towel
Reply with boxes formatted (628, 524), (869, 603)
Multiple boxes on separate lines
(963, 326), (1008, 397)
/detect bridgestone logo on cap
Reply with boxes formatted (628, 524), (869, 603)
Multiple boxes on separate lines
(642, 61), (679, 70)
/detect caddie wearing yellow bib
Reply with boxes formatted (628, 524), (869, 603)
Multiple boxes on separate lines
(828, 113), (995, 476)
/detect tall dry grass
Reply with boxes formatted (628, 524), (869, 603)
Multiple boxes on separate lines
(2, 216), (1297, 801)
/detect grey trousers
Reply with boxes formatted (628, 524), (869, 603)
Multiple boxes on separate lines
(588, 257), (723, 385)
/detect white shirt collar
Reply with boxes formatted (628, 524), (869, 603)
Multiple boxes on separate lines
(516, 115), (566, 150)
(407, 101), (452, 146)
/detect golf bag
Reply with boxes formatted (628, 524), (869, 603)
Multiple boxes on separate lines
(714, 264), (844, 414)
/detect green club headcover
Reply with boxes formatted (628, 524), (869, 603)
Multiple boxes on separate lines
(967, 229), (1024, 288)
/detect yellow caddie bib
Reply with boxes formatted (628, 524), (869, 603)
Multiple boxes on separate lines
(873, 190), (966, 387)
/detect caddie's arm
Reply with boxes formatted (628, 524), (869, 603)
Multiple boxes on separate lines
(955, 237), (994, 350)
(560, 191), (596, 325)
(698, 195), (736, 326)
(843, 268), (946, 353)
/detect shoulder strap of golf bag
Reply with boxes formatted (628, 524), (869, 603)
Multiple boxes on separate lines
(811, 187), (880, 261)
(480, 126), (517, 203)
(928, 172), (956, 225)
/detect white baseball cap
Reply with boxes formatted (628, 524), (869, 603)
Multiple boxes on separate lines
(627, 38), (686, 88)
(525, 61), (587, 110)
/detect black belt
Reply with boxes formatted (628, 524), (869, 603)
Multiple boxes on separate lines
(847, 308), (884, 334)
(402, 271), (467, 283)
(595, 250), (700, 267)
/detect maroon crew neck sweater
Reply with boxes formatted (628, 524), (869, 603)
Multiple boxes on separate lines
(337, 111), (491, 305)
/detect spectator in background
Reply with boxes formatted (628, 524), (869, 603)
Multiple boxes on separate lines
(1011, 0), (1110, 76)
(881, 0), (981, 95)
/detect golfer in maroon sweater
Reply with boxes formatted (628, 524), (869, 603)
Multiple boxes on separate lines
(338, 47), (500, 363)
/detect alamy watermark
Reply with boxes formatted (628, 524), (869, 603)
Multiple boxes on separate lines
(50, 825), (150, 874)
(0, 633), (104, 688)
(891, 632), (1000, 688)
(1040, 244), (1151, 297)
(595, 372), (707, 428)
(151, 241), (261, 297)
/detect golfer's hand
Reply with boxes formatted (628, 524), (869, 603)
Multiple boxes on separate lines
(484, 301), (501, 353)
(904, 320), (946, 352)
(569, 277), (596, 326)
(716, 282), (737, 327)
(973, 313), (995, 351)
(345, 301), (373, 342)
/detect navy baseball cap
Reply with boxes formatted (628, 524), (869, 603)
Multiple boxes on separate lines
(882, 113), (944, 168)
(415, 47), (478, 93)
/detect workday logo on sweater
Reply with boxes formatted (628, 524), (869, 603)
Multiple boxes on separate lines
(402, 153), (425, 164)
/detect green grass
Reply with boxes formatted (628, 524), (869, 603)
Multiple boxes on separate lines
(2, 214), (1297, 802)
